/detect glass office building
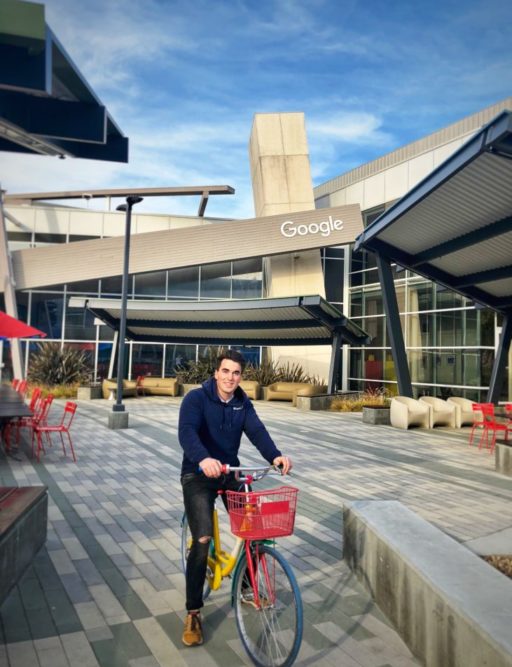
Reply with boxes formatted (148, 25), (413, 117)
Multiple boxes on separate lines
(2, 98), (510, 401)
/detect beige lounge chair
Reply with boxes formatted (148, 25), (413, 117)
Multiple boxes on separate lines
(447, 397), (475, 428)
(390, 396), (430, 430)
(419, 396), (457, 428)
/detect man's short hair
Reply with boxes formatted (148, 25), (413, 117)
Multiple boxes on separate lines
(216, 349), (246, 371)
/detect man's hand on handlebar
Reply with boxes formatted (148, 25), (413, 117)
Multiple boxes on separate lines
(199, 457), (223, 478)
(273, 455), (292, 475)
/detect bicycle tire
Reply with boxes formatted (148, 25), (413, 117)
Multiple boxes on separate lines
(233, 544), (303, 667)
(180, 513), (212, 601)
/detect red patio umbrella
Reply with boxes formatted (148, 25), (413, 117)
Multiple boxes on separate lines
(0, 311), (47, 340)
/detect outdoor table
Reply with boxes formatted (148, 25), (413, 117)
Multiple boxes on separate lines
(0, 387), (32, 457)
(0, 386), (28, 403)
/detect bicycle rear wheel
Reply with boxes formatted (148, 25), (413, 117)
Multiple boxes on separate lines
(233, 544), (302, 667)
(180, 513), (212, 601)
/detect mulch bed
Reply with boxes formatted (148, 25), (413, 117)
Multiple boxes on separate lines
(483, 555), (512, 579)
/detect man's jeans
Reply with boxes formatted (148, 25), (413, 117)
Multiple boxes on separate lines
(182, 471), (242, 611)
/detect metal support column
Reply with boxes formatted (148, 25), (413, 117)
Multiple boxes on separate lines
(328, 331), (343, 394)
(376, 255), (413, 397)
(487, 312), (512, 403)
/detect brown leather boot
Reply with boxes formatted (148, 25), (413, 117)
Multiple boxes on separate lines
(182, 611), (203, 646)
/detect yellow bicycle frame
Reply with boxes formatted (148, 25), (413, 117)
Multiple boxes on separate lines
(207, 507), (244, 590)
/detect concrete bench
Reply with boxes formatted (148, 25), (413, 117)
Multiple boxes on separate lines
(344, 500), (512, 667)
(0, 486), (48, 605)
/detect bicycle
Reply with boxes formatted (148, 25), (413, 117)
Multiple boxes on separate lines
(181, 464), (303, 667)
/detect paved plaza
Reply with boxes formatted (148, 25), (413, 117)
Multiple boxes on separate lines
(1, 396), (512, 667)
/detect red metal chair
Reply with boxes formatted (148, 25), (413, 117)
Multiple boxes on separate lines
(477, 404), (511, 454)
(16, 387), (42, 445)
(136, 376), (146, 396)
(33, 401), (78, 463)
(16, 379), (28, 397)
(11, 378), (20, 389)
(29, 395), (54, 460)
(469, 403), (490, 446)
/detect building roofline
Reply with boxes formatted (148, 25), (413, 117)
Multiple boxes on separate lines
(313, 97), (512, 200)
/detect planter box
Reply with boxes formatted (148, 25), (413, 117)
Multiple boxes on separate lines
(76, 385), (102, 400)
(362, 406), (391, 425)
(495, 442), (512, 477)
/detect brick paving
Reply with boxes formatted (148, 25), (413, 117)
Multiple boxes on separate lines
(1, 396), (511, 667)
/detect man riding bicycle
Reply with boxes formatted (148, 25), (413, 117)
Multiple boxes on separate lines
(178, 349), (292, 646)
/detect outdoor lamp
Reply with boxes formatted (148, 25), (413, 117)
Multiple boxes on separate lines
(109, 195), (144, 429)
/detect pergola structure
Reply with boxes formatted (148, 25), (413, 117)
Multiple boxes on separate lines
(69, 295), (371, 393)
(355, 110), (512, 401)
(0, 0), (131, 379)
(0, 1), (128, 161)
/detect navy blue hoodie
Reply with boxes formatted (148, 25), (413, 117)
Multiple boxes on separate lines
(179, 377), (282, 475)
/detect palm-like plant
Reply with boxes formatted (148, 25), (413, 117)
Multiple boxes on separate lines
(28, 342), (91, 386)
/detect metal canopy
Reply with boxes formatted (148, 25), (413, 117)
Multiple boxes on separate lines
(354, 110), (512, 314)
(0, 0), (128, 162)
(69, 295), (371, 347)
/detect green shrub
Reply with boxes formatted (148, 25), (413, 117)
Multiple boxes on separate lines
(243, 360), (282, 385)
(175, 346), (225, 384)
(330, 388), (391, 412)
(28, 342), (91, 386)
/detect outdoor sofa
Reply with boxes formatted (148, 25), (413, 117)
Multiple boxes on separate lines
(390, 396), (430, 429)
(265, 382), (327, 406)
(102, 379), (138, 400)
(141, 377), (180, 397)
(240, 381), (260, 400)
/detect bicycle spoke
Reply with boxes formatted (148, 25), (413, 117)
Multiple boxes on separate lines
(234, 545), (302, 667)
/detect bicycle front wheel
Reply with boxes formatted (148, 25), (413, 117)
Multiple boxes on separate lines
(180, 513), (212, 601)
(233, 544), (303, 667)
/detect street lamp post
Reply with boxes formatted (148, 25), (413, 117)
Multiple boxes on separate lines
(108, 195), (143, 429)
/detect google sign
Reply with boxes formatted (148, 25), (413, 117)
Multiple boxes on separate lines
(280, 215), (344, 238)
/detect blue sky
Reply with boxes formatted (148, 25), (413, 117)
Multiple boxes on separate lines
(3, 0), (512, 218)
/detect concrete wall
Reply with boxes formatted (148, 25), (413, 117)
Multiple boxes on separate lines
(249, 112), (331, 379)
(344, 500), (512, 667)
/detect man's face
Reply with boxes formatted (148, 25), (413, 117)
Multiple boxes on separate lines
(215, 359), (242, 400)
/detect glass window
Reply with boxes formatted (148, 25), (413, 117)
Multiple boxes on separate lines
(435, 290), (464, 310)
(165, 344), (197, 376)
(30, 293), (64, 338)
(350, 292), (362, 318)
(479, 309), (495, 347)
(361, 316), (385, 347)
(168, 266), (199, 299)
(408, 283), (434, 312)
(34, 233), (67, 244)
(98, 321), (115, 341)
(349, 349), (363, 379)
(324, 258), (343, 303)
(134, 271), (166, 298)
(101, 275), (123, 296)
(324, 247), (345, 260)
(231, 346), (261, 366)
(64, 306), (96, 340)
(436, 311), (463, 347)
(67, 279), (100, 294)
(131, 344), (164, 377)
(363, 290), (383, 317)
(200, 263), (231, 299)
(97, 343), (113, 380)
(407, 311), (434, 347)
(232, 259), (262, 299)
(364, 351), (384, 390)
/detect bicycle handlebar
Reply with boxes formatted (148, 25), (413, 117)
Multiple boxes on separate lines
(220, 463), (284, 483)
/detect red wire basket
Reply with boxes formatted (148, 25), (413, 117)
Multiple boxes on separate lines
(226, 487), (298, 540)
